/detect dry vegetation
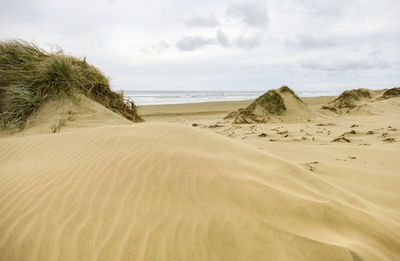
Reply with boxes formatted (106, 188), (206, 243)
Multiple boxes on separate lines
(225, 86), (306, 124)
(321, 87), (400, 113)
(321, 88), (372, 112)
(0, 40), (142, 130)
(380, 87), (400, 100)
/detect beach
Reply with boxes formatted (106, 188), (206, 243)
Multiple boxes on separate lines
(2, 0), (399, 258)
(0, 93), (399, 261)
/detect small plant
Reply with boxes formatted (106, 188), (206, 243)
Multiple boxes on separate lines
(50, 118), (66, 133)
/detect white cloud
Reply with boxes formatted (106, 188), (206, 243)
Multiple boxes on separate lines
(226, 1), (269, 28)
(286, 35), (337, 49)
(0, 0), (399, 91)
(184, 13), (219, 27)
(301, 57), (389, 72)
(216, 30), (230, 47)
(176, 35), (215, 51)
(234, 35), (263, 50)
(295, 0), (352, 17)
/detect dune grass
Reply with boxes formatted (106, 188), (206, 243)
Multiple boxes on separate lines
(322, 88), (371, 112)
(246, 89), (286, 115)
(278, 85), (305, 104)
(0, 40), (142, 130)
(382, 87), (400, 99)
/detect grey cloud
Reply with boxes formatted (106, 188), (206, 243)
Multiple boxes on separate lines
(226, 1), (268, 28)
(291, 0), (352, 17)
(184, 13), (219, 27)
(176, 35), (215, 51)
(141, 40), (170, 54)
(2, 0), (399, 91)
(302, 59), (389, 72)
(368, 48), (383, 58)
(298, 35), (336, 48)
(234, 35), (263, 50)
(286, 35), (337, 49)
(157, 40), (170, 50)
(176, 31), (262, 51)
(216, 30), (230, 47)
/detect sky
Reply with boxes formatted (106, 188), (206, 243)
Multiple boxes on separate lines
(1, 0), (399, 92)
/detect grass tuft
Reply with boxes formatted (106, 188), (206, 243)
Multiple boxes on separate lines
(51, 118), (66, 133)
(322, 88), (371, 112)
(278, 85), (304, 104)
(246, 90), (286, 115)
(0, 40), (143, 130)
(381, 87), (400, 99)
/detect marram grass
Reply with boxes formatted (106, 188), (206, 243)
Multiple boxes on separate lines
(0, 40), (142, 130)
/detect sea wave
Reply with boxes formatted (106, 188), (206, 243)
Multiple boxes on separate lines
(124, 90), (339, 105)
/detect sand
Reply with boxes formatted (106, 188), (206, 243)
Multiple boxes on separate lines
(1, 95), (400, 260)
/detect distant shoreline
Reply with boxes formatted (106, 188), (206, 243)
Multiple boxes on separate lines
(137, 95), (337, 108)
(126, 90), (339, 106)
(137, 96), (337, 118)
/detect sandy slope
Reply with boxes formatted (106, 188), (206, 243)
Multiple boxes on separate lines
(1, 96), (400, 261)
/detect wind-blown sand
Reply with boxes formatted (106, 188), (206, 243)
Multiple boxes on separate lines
(1, 95), (400, 260)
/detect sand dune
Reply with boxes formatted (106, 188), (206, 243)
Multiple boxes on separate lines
(321, 88), (400, 115)
(23, 95), (132, 135)
(3, 40), (398, 260)
(225, 86), (319, 124)
(1, 94), (400, 261)
(1, 120), (400, 261)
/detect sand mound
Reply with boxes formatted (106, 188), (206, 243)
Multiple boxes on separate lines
(322, 87), (400, 114)
(0, 40), (142, 130)
(18, 94), (132, 135)
(321, 88), (372, 113)
(377, 87), (400, 100)
(1, 122), (399, 261)
(225, 86), (315, 123)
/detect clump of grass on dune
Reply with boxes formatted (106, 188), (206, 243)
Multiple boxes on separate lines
(0, 40), (143, 130)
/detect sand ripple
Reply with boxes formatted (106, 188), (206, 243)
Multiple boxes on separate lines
(1, 123), (399, 261)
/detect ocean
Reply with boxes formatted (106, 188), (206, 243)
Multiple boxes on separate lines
(124, 90), (339, 106)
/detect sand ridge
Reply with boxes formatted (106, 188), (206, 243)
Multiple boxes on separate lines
(1, 122), (400, 260)
(1, 94), (400, 261)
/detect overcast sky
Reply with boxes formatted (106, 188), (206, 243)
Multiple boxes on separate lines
(1, 0), (399, 92)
